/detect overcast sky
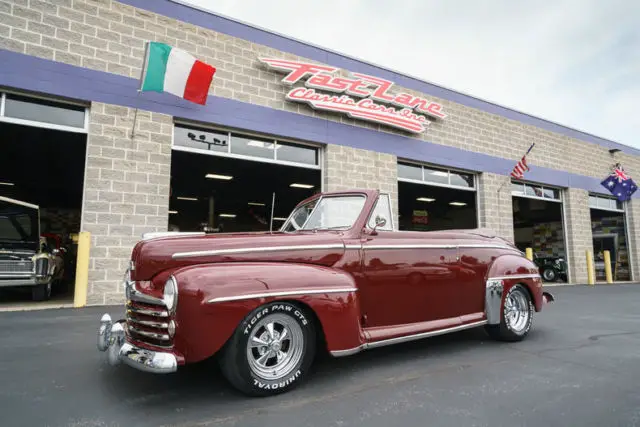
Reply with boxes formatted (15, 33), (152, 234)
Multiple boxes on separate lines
(179, 0), (639, 150)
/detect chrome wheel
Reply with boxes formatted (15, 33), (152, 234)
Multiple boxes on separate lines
(246, 313), (305, 381)
(504, 289), (530, 333)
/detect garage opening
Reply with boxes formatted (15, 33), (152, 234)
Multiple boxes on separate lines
(589, 194), (632, 282)
(511, 181), (568, 283)
(397, 162), (477, 231)
(0, 92), (88, 306)
(169, 123), (321, 232)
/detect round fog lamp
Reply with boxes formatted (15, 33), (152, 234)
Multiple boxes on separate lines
(163, 276), (178, 314)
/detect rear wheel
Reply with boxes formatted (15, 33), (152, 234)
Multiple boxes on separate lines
(219, 301), (317, 396)
(485, 284), (533, 342)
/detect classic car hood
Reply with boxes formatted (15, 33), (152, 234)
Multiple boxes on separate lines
(131, 231), (346, 281)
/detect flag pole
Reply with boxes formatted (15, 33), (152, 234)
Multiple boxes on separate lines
(131, 41), (151, 139)
(497, 142), (535, 193)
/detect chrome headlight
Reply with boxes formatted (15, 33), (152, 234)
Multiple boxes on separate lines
(163, 276), (178, 314)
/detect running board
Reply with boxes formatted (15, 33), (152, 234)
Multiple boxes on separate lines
(329, 319), (488, 357)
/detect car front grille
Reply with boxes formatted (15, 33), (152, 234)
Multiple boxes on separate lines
(0, 260), (34, 275)
(125, 300), (173, 348)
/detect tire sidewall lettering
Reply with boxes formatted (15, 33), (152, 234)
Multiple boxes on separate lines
(252, 369), (302, 390)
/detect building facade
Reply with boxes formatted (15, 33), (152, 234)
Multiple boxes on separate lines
(0, 0), (638, 305)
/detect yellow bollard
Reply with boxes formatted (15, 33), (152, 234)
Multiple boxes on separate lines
(525, 248), (533, 261)
(603, 250), (613, 284)
(73, 231), (91, 308)
(586, 250), (595, 285)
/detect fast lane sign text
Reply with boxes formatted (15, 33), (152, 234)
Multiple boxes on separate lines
(259, 58), (446, 134)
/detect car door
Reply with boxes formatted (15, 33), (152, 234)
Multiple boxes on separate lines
(359, 232), (459, 328)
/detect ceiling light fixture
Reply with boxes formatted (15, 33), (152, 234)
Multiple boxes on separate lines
(416, 197), (435, 202)
(248, 202), (266, 206)
(290, 183), (314, 189)
(0, 182), (15, 186)
(205, 173), (233, 180)
(449, 202), (467, 206)
(272, 217), (288, 221)
(169, 210), (178, 214)
(219, 213), (236, 218)
(429, 171), (448, 177)
(177, 197), (198, 201)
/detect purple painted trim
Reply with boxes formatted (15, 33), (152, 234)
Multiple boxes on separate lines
(1, 48), (636, 200)
(120, 0), (640, 157)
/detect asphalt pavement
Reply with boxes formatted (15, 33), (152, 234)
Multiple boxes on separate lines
(1, 284), (640, 427)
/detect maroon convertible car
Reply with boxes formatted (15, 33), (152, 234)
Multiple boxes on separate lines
(97, 189), (554, 396)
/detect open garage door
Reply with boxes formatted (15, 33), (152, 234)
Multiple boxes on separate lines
(511, 181), (568, 283)
(170, 123), (321, 232)
(589, 194), (632, 282)
(397, 162), (477, 231)
(0, 91), (88, 306)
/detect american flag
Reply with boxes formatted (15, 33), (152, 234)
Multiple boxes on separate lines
(510, 143), (535, 180)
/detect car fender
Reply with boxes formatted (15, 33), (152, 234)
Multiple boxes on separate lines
(169, 262), (363, 363)
(485, 253), (545, 324)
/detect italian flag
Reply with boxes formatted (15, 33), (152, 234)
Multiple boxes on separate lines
(139, 42), (216, 105)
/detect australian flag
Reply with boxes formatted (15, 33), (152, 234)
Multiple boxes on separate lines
(601, 166), (638, 202)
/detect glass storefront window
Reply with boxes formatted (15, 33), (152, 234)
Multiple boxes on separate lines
(230, 134), (277, 159)
(397, 163), (422, 181)
(450, 171), (474, 188)
(423, 167), (449, 185)
(276, 141), (318, 165)
(173, 125), (228, 153)
(3, 93), (86, 129)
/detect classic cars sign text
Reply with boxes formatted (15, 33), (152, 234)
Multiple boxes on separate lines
(259, 58), (446, 134)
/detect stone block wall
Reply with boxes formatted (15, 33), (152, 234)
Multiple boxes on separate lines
(477, 173), (514, 242)
(626, 198), (640, 282)
(563, 188), (594, 284)
(83, 101), (172, 305)
(323, 145), (399, 228)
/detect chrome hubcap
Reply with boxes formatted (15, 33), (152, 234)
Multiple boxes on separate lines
(543, 270), (554, 280)
(505, 290), (530, 332)
(246, 313), (304, 381)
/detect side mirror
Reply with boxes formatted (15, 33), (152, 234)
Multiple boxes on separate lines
(371, 215), (387, 235)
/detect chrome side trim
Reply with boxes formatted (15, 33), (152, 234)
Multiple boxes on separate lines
(172, 243), (345, 259)
(362, 244), (514, 250)
(365, 244), (457, 250)
(206, 287), (357, 303)
(344, 244), (362, 250)
(141, 231), (205, 241)
(329, 345), (366, 357)
(330, 320), (488, 357)
(488, 274), (541, 281)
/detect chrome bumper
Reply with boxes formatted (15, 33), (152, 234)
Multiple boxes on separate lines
(97, 313), (177, 374)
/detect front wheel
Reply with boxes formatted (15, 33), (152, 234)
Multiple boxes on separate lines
(542, 268), (557, 282)
(485, 284), (533, 342)
(219, 301), (317, 396)
(31, 281), (52, 301)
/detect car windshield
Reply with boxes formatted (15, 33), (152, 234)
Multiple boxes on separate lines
(0, 199), (38, 243)
(281, 195), (366, 232)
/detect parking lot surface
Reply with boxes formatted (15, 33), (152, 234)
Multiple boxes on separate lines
(1, 284), (640, 427)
